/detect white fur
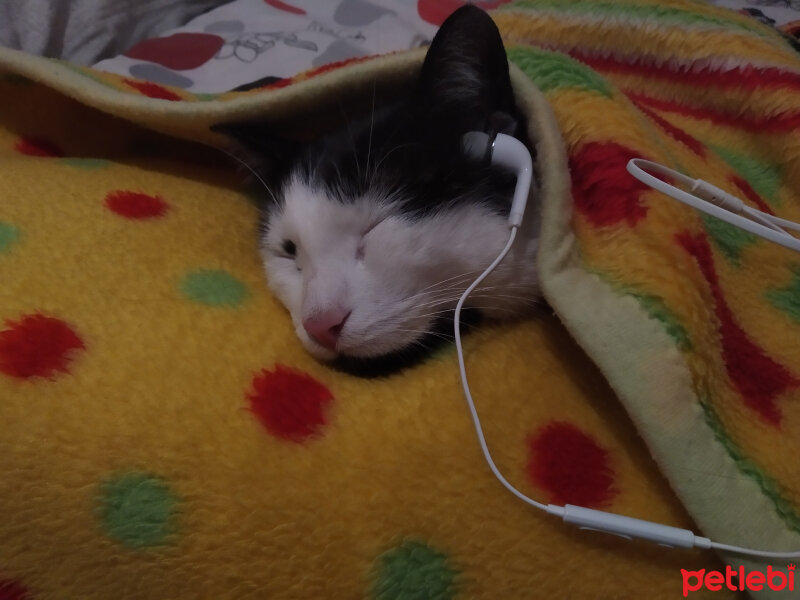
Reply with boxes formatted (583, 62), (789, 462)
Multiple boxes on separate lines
(261, 176), (540, 360)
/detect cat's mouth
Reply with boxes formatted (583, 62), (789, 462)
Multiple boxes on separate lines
(327, 308), (482, 378)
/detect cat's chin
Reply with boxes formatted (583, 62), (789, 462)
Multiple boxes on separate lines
(329, 346), (442, 379)
(298, 335), (429, 378)
(323, 309), (483, 379)
(294, 325), (338, 361)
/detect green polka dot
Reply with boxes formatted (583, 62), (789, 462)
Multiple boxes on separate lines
(61, 157), (110, 170)
(194, 93), (219, 102)
(97, 472), (179, 548)
(181, 269), (249, 307)
(0, 222), (20, 253)
(372, 540), (458, 600)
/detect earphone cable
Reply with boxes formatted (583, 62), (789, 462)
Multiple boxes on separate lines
(454, 225), (548, 512)
(454, 211), (800, 560)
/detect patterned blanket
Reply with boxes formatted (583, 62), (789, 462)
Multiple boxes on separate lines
(1, 0), (799, 598)
(496, 0), (800, 573)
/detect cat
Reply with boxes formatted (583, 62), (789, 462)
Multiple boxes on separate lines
(216, 5), (542, 377)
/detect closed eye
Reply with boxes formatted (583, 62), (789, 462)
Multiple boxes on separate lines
(280, 239), (297, 258)
(356, 219), (383, 261)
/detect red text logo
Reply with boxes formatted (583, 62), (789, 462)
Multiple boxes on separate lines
(681, 564), (795, 596)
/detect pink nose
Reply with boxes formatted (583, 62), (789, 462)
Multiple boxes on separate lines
(303, 308), (351, 351)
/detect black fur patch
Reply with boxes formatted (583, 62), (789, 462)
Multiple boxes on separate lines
(330, 308), (482, 378)
(292, 98), (519, 220)
(217, 4), (528, 223)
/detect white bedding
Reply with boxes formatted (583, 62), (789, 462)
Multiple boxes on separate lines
(0, 0), (225, 66)
(90, 0), (800, 94)
(92, 0), (439, 93)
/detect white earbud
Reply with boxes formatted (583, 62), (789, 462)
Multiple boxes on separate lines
(463, 131), (533, 228)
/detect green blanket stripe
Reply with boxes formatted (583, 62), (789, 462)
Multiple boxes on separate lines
(710, 145), (783, 207)
(587, 267), (693, 351)
(766, 266), (800, 324)
(580, 267), (800, 536)
(509, 46), (688, 170)
(700, 398), (800, 534)
(501, 0), (775, 38)
(627, 105), (687, 171)
(701, 214), (759, 266)
(507, 46), (613, 96)
(628, 292), (693, 351)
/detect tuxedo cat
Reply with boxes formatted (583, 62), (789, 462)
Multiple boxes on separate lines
(218, 5), (541, 376)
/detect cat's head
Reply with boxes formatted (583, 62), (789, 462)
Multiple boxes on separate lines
(217, 6), (539, 376)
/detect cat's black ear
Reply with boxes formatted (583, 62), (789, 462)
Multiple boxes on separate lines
(211, 121), (303, 184)
(417, 5), (519, 139)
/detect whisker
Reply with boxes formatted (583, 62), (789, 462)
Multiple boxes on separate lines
(408, 262), (533, 298)
(217, 147), (278, 206)
(394, 328), (454, 343)
(395, 327), (451, 337)
(402, 276), (538, 305)
(414, 305), (525, 319)
(332, 161), (346, 196)
(411, 292), (535, 311)
(410, 269), (493, 296)
(337, 99), (362, 186)
(365, 78), (376, 188)
(371, 142), (424, 176)
(464, 292), (541, 303)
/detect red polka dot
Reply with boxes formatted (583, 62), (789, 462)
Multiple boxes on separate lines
(526, 421), (617, 508)
(14, 136), (63, 157)
(569, 142), (651, 227)
(0, 578), (29, 600)
(247, 364), (333, 442)
(0, 313), (85, 380)
(105, 191), (168, 219)
(122, 79), (182, 101)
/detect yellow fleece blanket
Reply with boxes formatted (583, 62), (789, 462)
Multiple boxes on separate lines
(2, 0), (800, 598)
